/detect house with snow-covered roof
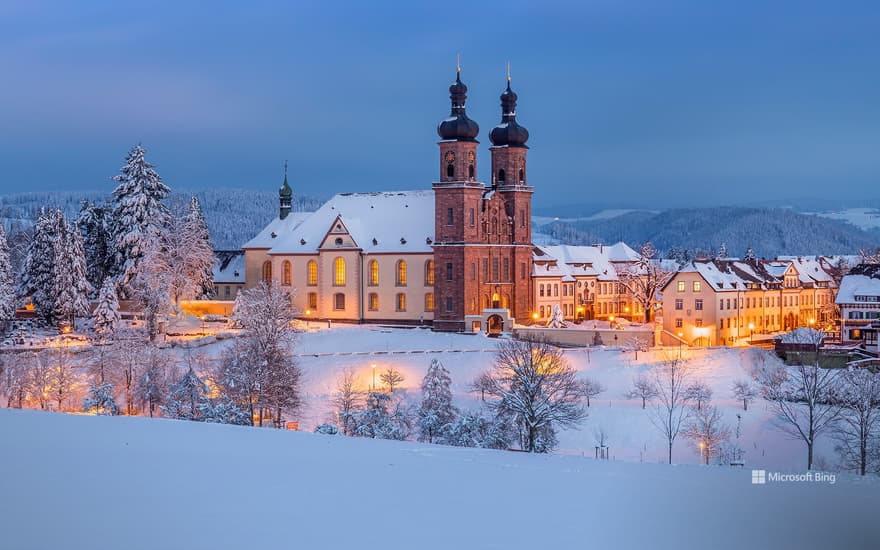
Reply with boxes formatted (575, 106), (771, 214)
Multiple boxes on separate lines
(836, 263), (880, 353)
(660, 257), (837, 346)
(531, 243), (645, 322)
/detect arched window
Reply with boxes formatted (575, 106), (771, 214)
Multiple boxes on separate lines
(369, 260), (379, 286)
(368, 293), (378, 311)
(396, 260), (407, 286)
(396, 293), (406, 312)
(333, 257), (346, 286)
(262, 261), (272, 283)
(282, 260), (292, 286)
(468, 164), (474, 179)
(424, 293), (434, 312)
(497, 169), (506, 183)
(539, 284), (544, 297)
(334, 293), (345, 310)
(447, 164), (454, 178)
(307, 260), (318, 286)
(424, 260), (435, 286)
(518, 168), (524, 182)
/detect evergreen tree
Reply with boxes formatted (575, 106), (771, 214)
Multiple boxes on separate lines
(354, 392), (411, 440)
(183, 196), (215, 298)
(82, 382), (119, 415)
(0, 224), (16, 322)
(53, 222), (92, 327)
(199, 398), (251, 425)
(109, 144), (171, 289)
(20, 208), (64, 322)
(717, 242), (729, 259)
(162, 366), (208, 420)
(417, 359), (457, 443)
(744, 246), (756, 261)
(78, 200), (115, 291)
(92, 279), (121, 341)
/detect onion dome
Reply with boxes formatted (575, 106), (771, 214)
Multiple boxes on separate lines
(437, 70), (479, 142)
(489, 80), (529, 148)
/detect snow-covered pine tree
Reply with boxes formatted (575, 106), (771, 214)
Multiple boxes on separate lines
(20, 208), (64, 322)
(92, 279), (121, 341)
(717, 242), (728, 259)
(53, 222), (92, 327)
(78, 200), (115, 292)
(162, 366), (208, 421)
(109, 144), (171, 289)
(546, 304), (567, 328)
(82, 382), (119, 416)
(183, 196), (215, 299)
(199, 398), (251, 425)
(0, 224), (16, 322)
(417, 359), (457, 443)
(744, 246), (756, 262)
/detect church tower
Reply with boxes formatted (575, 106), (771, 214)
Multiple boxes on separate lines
(279, 161), (293, 220)
(432, 68), (534, 332)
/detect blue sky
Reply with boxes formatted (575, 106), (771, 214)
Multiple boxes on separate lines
(1, 0), (878, 209)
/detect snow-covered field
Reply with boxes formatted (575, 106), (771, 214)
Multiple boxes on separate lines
(269, 325), (831, 470)
(814, 207), (880, 230)
(2, 408), (877, 550)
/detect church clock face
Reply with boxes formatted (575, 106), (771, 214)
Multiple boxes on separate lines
(445, 151), (455, 163)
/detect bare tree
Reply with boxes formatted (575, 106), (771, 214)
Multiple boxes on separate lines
(2, 359), (29, 408)
(332, 369), (362, 436)
(685, 381), (713, 411)
(834, 366), (880, 476)
(380, 367), (405, 394)
(44, 348), (76, 411)
(617, 242), (673, 323)
(479, 337), (588, 452)
(732, 379), (757, 411)
(648, 355), (692, 464)
(683, 405), (731, 465)
(625, 373), (658, 409)
(581, 377), (605, 407)
(135, 345), (172, 417)
(622, 337), (649, 360)
(757, 358), (841, 470)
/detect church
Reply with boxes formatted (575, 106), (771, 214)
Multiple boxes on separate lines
(242, 68), (535, 332)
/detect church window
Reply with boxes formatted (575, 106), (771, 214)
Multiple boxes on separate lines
(447, 208), (454, 225)
(519, 168), (524, 182)
(468, 164), (474, 179)
(282, 261), (292, 286)
(498, 169), (506, 183)
(262, 261), (272, 284)
(396, 293), (407, 312)
(369, 260), (379, 286)
(425, 293), (435, 312)
(446, 262), (454, 281)
(308, 292), (317, 309)
(503, 258), (509, 281)
(333, 257), (346, 286)
(492, 258), (499, 281)
(307, 260), (318, 286)
(447, 164), (454, 178)
(469, 208), (475, 226)
(425, 260), (435, 285)
(368, 293), (378, 311)
(334, 293), (345, 310)
(396, 260), (407, 286)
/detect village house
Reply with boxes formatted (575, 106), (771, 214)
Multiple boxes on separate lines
(836, 263), (880, 353)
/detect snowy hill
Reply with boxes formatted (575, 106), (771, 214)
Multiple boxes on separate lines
(1, 408), (877, 550)
(537, 206), (880, 256)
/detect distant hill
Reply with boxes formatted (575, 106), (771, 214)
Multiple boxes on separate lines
(537, 207), (880, 257)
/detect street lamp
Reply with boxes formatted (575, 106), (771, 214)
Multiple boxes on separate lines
(699, 441), (705, 465)
(371, 363), (376, 391)
(748, 322), (755, 344)
(677, 331), (683, 358)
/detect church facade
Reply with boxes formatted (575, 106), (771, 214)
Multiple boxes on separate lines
(242, 69), (535, 332)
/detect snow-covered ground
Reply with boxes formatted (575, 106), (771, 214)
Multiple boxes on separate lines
(232, 325), (840, 470)
(813, 207), (880, 230)
(2, 408), (877, 550)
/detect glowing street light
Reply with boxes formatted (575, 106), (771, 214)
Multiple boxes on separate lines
(748, 322), (755, 344)
(371, 363), (377, 391)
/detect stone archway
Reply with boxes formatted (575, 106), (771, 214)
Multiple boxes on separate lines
(487, 314), (504, 335)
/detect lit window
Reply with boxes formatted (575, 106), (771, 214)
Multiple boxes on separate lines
(333, 257), (346, 286)
(396, 260), (407, 286)
(262, 261), (272, 283)
(368, 293), (378, 311)
(675, 318), (682, 328)
(282, 261), (292, 286)
(369, 260), (379, 286)
(396, 293), (406, 312)
(693, 281), (701, 292)
(425, 260), (434, 285)
(307, 260), (318, 286)
(424, 293), (434, 312)
(308, 292), (317, 309)
(677, 281), (685, 292)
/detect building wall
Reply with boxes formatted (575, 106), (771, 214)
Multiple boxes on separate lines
(663, 272), (719, 345)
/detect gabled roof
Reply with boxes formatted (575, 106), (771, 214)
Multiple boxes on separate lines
(245, 191), (435, 255)
(213, 250), (246, 284)
(242, 212), (311, 249)
(533, 243), (638, 281)
(836, 264), (880, 304)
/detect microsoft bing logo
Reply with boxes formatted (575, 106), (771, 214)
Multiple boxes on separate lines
(752, 470), (766, 484)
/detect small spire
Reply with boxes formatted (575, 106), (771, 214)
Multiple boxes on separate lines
(457, 53), (461, 74)
(507, 61), (511, 82)
(284, 159), (288, 179)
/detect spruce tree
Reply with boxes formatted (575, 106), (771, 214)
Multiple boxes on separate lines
(53, 223), (92, 327)
(418, 359), (457, 443)
(110, 144), (171, 289)
(92, 279), (121, 341)
(78, 200), (114, 291)
(20, 209), (64, 322)
(162, 367), (208, 420)
(0, 224), (16, 322)
(183, 195), (215, 298)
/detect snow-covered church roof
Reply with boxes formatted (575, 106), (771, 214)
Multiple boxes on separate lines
(244, 190), (435, 254)
(213, 250), (246, 284)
